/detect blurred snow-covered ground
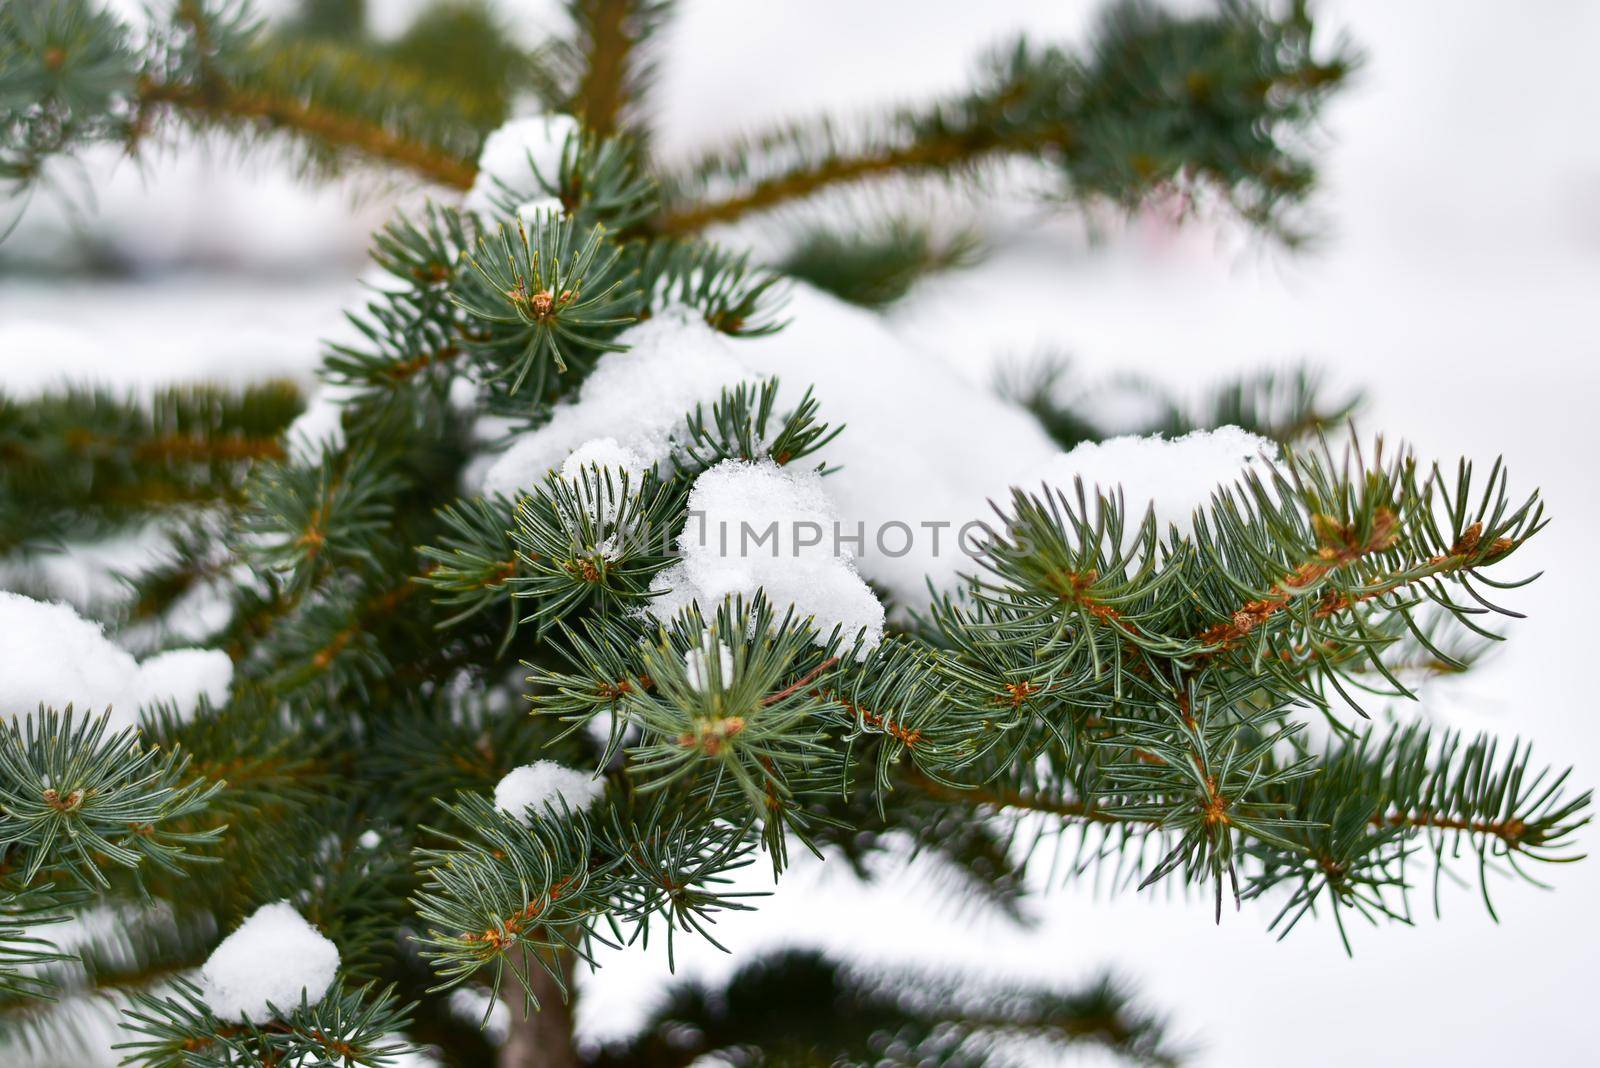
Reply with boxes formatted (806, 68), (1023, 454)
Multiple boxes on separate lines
(4, 2), (1598, 1065)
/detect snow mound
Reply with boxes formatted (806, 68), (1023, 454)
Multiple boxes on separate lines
(130, 648), (234, 719)
(479, 306), (756, 499)
(493, 761), (606, 823)
(464, 114), (579, 216)
(729, 284), (1061, 604)
(0, 592), (233, 730)
(724, 286), (1274, 602)
(649, 459), (885, 652)
(477, 286), (1277, 615)
(198, 901), (341, 1023)
(0, 320), (116, 397)
(1026, 426), (1278, 541)
(283, 386), (348, 465)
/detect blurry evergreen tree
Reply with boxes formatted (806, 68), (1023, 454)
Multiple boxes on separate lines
(0, 2), (1587, 1067)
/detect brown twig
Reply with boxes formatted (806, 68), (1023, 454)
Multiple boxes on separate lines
(575, 0), (639, 138)
(136, 79), (476, 190)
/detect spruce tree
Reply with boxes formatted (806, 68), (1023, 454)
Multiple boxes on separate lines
(0, 2), (1588, 1067)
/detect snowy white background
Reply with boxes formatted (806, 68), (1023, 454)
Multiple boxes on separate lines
(4, 1), (1599, 1064)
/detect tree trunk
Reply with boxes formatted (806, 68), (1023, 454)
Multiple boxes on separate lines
(498, 946), (581, 1068)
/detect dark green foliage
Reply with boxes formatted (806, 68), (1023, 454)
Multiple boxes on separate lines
(0, 0), (137, 187)
(240, 447), (405, 591)
(385, 2), (535, 130)
(0, 883), (73, 1002)
(633, 240), (788, 336)
(590, 948), (1180, 1067)
(322, 203), (473, 416)
(0, 382), (302, 551)
(1249, 723), (1591, 949)
(507, 466), (681, 631)
(558, 0), (679, 138)
(780, 218), (984, 310)
(456, 213), (640, 394)
(657, 0), (1354, 240)
(0, 710), (223, 890)
(118, 977), (415, 1067)
(675, 380), (840, 474)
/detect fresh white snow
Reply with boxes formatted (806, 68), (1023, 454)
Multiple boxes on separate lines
(0, 592), (232, 730)
(129, 648), (234, 719)
(283, 387), (349, 465)
(683, 634), (736, 691)
(478, 306), (756, 499)
(516, 196), (566, 226)
(463, 114), (580, 217)
(649, 459), (886, 651)
(493, 761), (606, 823)
(1024, 426), (1278, 543)
(727, 284), (1063, 604)
(198, 901), (341, 1022)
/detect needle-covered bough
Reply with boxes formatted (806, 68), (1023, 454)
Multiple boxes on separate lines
(0, 2), (1585, 1066)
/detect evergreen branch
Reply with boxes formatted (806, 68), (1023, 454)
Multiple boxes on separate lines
(591, 948), (1180, 1067)
(240, 447), (405, 592)
(673, 380), (840, 474)
(1248, 724), (1590, 950)
(906, 751), (1563, 851)
(657, 127), (1010, 234)
(901, 765), (1122, 827)
(0, 899), (216, 1052)
(117, 976), (417, 1068)
(2, 0), (484, 197)
(655, 1), (1354, 238)
(455, 213), (641, 397)
(0, 382), (301, 551)
(779, 217), (984, 309)
(633, 239), (788, 336)
(506, 466), (681, 635)
(0, 883), (74, 1003)
(135, 74), (476, 189)
(0, 710), (224, 891)
(568, 0), (676, 138)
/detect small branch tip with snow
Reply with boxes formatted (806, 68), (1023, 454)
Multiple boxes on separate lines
(493, 761), (605, 824)
(478, 307), (755, 500)
(464, 114), (579, 217)
(198, 901), (341, 1023)
(649, 459), (885, 654)
(1031, 425), (1278, 542)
